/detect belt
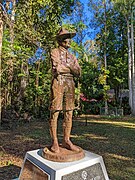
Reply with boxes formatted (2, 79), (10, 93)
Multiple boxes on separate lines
(59, 73), (73, 78)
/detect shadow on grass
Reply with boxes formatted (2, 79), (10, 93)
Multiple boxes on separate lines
(0, 165), (21, 180)
(0, 120), (51, 180)
(71, 117), (134, 157)
(0, 121), (50, 155)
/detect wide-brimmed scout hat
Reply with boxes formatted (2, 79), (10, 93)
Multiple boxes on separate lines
(56, 27), (76, 41)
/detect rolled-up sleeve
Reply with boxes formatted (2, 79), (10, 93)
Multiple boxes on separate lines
(51, 49), (59, 76)
(69, 55), (81, 77)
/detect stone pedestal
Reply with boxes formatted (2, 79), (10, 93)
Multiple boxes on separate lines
(15, 149), (109, 180)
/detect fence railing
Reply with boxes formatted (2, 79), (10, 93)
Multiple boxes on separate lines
(100, 107), (123, 116)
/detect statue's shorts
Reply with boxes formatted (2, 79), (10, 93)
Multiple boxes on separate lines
(50, 74), (75, 111)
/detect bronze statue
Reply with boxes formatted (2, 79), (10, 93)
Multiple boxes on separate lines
(49, 28), (81, 154)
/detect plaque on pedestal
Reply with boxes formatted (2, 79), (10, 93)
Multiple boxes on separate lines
(14, 149), (109, 180)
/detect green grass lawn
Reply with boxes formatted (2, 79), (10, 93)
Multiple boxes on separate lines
(71, 115), (135, 180)
(0, 115), (135, 180)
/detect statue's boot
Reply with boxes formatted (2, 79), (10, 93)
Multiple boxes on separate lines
(62, 111), (79, 152)
(49, 111), (60, 153)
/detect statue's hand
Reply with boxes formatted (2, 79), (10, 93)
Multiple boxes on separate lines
(57, 64), (70, 74)
(66, 61), (74, 70)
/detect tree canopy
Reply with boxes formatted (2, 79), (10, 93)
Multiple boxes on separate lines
(1, 0), (135, 123)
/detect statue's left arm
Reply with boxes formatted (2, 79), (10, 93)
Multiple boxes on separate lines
(67, 55), (81, 77)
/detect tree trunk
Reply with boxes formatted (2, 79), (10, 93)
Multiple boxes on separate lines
(103, 0), (108, 114)
(127, 19), (132, 110)
(18, 61), (29, 102)
(34, 61), (41, 117)
(7, 0), (15, 106)
(114, 87), (120, 104)
(0, 4), (3, 124)
(131, 8), (135, 115)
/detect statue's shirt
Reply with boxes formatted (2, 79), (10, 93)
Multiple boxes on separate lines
(51, 46), (81, 78)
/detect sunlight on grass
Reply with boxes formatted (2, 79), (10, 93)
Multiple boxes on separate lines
(21, 137), (35, 141)
(106, 153), (134, 161)
(67, 134), (79, 138)
(83, 133), (108, 140)
(0, 154), (23, 167)
(77, 119), (135, 129)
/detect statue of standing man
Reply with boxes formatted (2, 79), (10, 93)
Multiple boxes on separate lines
(49, 27), (81, 153)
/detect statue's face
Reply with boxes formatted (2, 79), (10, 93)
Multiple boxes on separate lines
(60, 39), (71, 49)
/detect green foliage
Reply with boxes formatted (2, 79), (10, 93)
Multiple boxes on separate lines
(91, 1), (129, 104)
(1, 0), (131, 121)
(81, 59), (103, 99)
(1, 0), (77, 120)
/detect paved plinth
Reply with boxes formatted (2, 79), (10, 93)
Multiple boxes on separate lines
(14, 149), (109, 180)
